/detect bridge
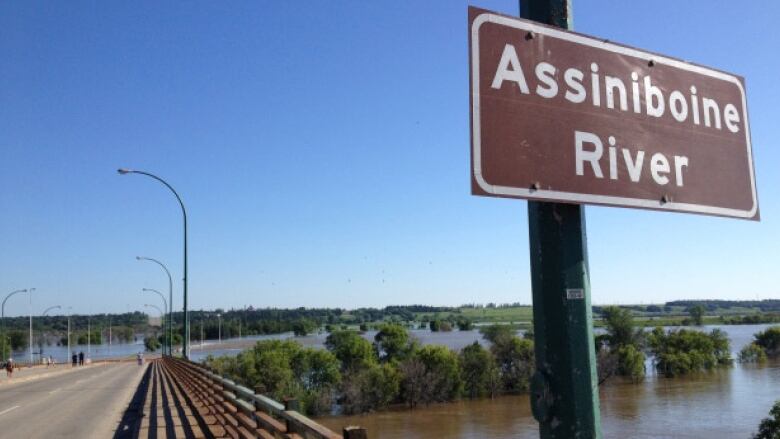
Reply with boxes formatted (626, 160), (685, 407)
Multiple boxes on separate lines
(0, 357), (365, 439)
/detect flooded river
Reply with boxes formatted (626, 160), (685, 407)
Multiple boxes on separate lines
(314, 324), (779, 439)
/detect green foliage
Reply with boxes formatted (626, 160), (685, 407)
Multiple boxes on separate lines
(76, 330), (102, 345)
(417, 345), (463, 401)
(374, 324), (411, 362)
(206, 339), (340, 416)
(616, 345), (645, 381)
(480, 325), (516, 344)
(754, 326), (780, 356)
(429, 320), (439, 332)
(324, 331), (376, 372)
(144, 336), (161, 352)
(341, 363), (401, 414)
(648, 327), (732, 376)
(687, 305), (706, 326)
(602, 306), (643, 348)
(739, 343), (768, 363)
(291, 319), (317, 336)
(459, 342), (498, 398)
(490, 334), (534, 393)
(456, 318), (473, 331)
(753, 401), (780, 439)
(400, 345), (463, 406)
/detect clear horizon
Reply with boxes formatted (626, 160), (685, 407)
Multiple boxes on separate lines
(1, 0), (778, 316)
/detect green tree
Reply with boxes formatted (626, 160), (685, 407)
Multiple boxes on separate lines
(602, 306), (642, 348)
(753, 400), (780, 439)
(374, 324), (411, 362)
(456, 318), (473, 331)
(429, 320), (440, 332)
(341, 363), (401, 414)
(144, 336), (161, 352)
(739, 343), (768, 363)
(459, 342), (494, 398)
(616, 345), (645, 381)
(401, 345), (462, 406)
(324, 331), (376, 372)
(688, 305), (705, 326)
(291, 348), (341, 415)
(755, 326), (780, 357)
(490, 335), (534, 392)
(648, 327), (731, 376)
(480, 324), (515, 344)
(292, 319), (316, 336)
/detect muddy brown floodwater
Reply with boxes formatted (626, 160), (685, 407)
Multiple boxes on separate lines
(316, 324), (780, 439)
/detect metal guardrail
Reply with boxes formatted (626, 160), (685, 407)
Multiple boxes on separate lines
(162, 356), (366, 439)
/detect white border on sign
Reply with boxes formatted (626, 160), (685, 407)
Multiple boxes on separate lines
(470, 12), (758, 219)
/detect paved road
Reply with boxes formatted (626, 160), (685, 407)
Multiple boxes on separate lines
(0, 362), (147, 438)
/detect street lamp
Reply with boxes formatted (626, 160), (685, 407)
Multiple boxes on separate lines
(142, 288), (168, 355)
(137, 257), (173, 356)
(119, 168), (189, 359)
(40, 305), (61, 358)
(2, 289), (28, 360)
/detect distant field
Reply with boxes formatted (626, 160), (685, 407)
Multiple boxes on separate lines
(410, 304), (770, 327)
(414, 306), (534, 324)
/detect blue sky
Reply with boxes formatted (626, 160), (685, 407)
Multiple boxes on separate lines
(1, 1), (778, 315)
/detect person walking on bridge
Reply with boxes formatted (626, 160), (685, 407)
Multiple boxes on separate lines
(5, 358), (14, 378)
(78, 351), (84, 366)
(71, 353), (77, 367)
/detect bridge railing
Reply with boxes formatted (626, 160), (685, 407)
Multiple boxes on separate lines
(162, 356), (366, 439)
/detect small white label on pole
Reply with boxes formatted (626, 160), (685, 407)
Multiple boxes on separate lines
(566, 289), (585, 299)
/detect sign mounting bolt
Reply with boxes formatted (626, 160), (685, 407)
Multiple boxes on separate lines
(531, 181), (540, 191)
(525, 31), (535, 40)
(661, 194), (671, 204)
(648, 59), (655, 67)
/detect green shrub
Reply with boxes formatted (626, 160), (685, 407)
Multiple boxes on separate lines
(739, 343), (768, 363)
(648, 327), (732, 376)
(753, 400), (780, 439)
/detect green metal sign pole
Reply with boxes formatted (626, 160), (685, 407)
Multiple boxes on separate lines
(519, 1), (602, 438)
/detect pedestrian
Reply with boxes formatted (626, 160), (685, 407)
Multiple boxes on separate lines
(78, 351), (84, 366)
(5, 358), (13, 378)
(49, 355), (54, 366)
(72, 353), (78, 367)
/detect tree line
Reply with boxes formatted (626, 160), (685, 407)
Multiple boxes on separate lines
(205, 323), (535, 416)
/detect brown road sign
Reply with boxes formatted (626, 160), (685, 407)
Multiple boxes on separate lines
(469, 7), (758, 220)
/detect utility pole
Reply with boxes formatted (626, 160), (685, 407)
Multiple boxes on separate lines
(200, 320), (204, 349)
(519, 1), (601, 438)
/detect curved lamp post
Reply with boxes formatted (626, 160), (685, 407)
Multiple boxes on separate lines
(142, 288), (169, 355)
(137, 257), (172, 356)
(119, 168), (189, 359)
(2, 289), (28, 360)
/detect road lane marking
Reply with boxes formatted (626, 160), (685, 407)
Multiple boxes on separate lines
(0, 406), (20, 416)
(48, 388), (61, 395)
